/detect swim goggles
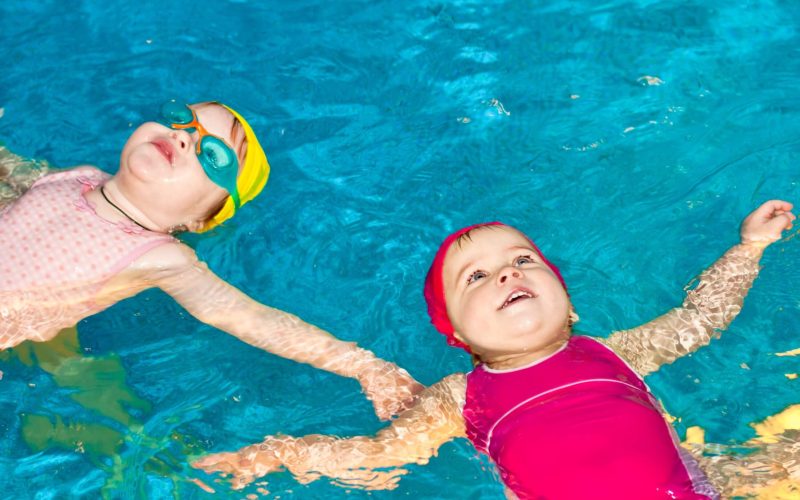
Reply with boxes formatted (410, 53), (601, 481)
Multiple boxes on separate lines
(160, 100), (241, 209)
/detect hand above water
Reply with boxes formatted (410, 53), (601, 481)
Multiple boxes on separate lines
(740, 199), (795, 248)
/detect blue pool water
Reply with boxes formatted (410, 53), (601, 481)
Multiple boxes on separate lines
(2, 0), (800, 497)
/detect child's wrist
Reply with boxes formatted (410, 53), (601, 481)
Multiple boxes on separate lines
(260, 436), (305, 472)
(349, 347), (381, 380)
(739, 239), (771, 252)
(327, 345), (377, 379)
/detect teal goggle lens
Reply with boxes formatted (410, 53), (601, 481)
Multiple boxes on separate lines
(160, 100), (195, 127)
(198, 136), (240, 208)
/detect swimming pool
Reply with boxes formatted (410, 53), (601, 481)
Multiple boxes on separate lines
(1, 0), (799, 497)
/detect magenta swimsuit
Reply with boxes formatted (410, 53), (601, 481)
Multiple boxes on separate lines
(463, 336), (718, 499)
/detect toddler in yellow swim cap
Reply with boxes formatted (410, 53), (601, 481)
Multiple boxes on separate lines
(155, 99), (270, 232)
(1, 99), (422, 425)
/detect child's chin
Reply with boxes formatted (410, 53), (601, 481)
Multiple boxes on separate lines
(502, 321), (543, 340)
(501, 305), (542, 324)
(513, 320), (565, 344)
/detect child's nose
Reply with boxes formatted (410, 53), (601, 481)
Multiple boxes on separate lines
(170, 129), (192, 152)
(498, 267), (522, 284)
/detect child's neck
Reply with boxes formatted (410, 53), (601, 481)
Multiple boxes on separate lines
(483, 335), (571, 371)
(85, 180), (163, 232)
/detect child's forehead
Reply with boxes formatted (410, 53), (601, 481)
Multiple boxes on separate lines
(444, 226), (531, 268)
(193, 102), (235, 129)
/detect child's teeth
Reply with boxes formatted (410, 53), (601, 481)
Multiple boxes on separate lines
(504, 290), (532, 308)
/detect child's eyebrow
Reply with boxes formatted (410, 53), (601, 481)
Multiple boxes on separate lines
(509, 245), (535, 253)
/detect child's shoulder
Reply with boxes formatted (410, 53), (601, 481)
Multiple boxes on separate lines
(37, 165), (107, 186)
(436, 373), (467, 403)
(127, 240), (199, 275)
(440, 372), (467, 386)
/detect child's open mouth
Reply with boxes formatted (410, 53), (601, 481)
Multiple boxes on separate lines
(500, 288), (537, 309)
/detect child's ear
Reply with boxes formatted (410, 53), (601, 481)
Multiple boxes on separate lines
(568, 309), (580, 327)
(183, 219), (204, 233)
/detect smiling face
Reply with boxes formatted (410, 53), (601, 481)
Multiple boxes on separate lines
(116, 102), (246, 231)
(442, 225), (571, 367)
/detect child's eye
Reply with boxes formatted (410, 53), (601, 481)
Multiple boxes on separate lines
(467, 270), (487, 285)
(514, 255), (534, 266)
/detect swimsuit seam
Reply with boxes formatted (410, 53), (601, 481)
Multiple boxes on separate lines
(485, 378), (649, 450)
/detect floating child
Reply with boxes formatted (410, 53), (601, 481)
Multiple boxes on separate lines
(195, 200), (795, 498)
(0, 100), (420, 419)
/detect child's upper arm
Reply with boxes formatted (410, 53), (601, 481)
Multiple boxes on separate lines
(91, 241), (198, 305)
(0, 146), (49, 182)
(133, 242), (259, 324)
(602, 243), (762, 376)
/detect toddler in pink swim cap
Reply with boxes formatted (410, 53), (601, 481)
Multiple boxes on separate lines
(196, 202), (799, 499)
(423, 221), (566, 352)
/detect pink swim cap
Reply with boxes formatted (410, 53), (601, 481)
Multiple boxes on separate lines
(423, 222), (566, 352)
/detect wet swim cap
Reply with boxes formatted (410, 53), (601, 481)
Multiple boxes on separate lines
(199, 104), (270, 232)
(423, 222), (566, 352)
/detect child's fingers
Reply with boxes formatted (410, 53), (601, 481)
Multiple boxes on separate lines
(774, 212), (795, 229)
(373, 401), (391, 421)
(783, 212), (796, 230)
(192, 454), (241, 475)
(758, 200), (794, 216)
(770, 209), (795, 223)
(189, 478), (216, 494)
(761, 213), (795, 237)
(192, 454), (223, 468)
(747, 200), (793, 225)
(365, 372), (424, 421)
(231, 472), (257, 490)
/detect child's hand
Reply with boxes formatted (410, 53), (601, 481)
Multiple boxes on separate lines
(192, 443), (282, 490)
(740, 200), (795, 248)
(357, 361), (425, 420)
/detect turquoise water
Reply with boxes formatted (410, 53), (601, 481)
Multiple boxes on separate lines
(2, 0), (800, 497)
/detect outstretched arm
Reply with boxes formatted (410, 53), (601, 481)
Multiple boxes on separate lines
(131, 243), (423, 420)
(602, 200), (795, 376)
(192, 374), (467, 491)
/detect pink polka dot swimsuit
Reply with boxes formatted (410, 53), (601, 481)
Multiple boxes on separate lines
(0, 167), (174, 348)
(463, 336), (719, 499)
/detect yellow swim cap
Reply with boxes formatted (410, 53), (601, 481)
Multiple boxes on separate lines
(199, 104), (270, 232)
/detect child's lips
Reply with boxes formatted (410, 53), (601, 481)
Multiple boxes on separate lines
(151, 139), (174, 165)
(499, 287), (537, 310)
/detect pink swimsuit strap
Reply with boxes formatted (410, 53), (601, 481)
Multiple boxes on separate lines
(463, 336), (718, 499)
